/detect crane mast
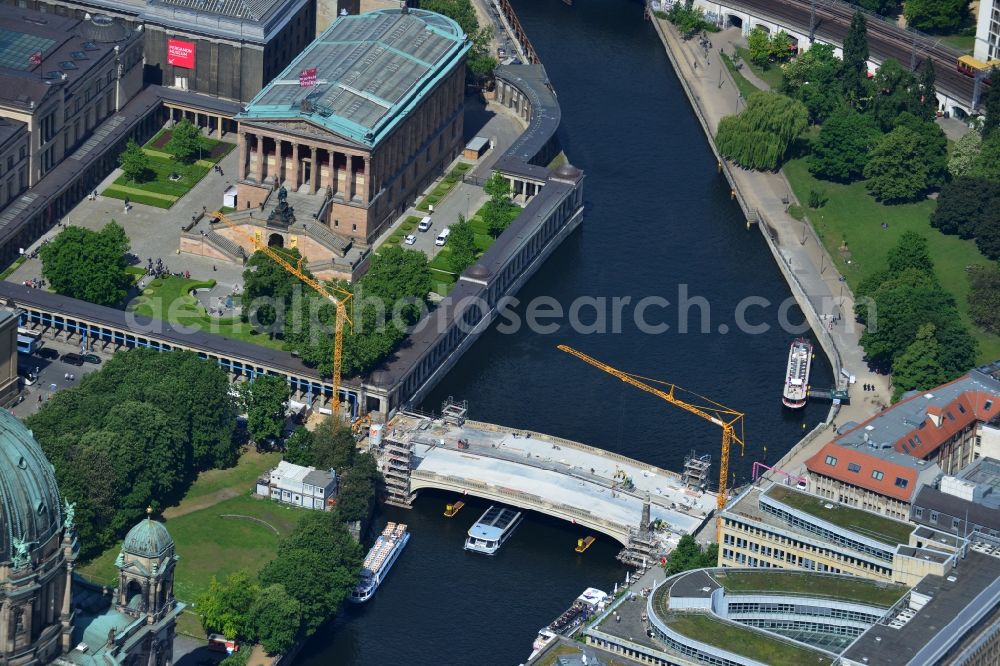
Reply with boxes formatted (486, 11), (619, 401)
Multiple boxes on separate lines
(557, 345), (745, 542)
(209, 212), (352, 418)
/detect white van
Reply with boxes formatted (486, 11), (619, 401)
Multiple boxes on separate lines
(435, 227), (450, 246)
(418, 216), (433, 232)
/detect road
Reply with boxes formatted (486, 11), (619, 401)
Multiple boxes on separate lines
(726, 0), (976, 107)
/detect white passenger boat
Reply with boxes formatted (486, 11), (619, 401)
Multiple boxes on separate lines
(349, 522), (410, 603)
(464, 505), (522, 554)
(782, 337), (813, 409)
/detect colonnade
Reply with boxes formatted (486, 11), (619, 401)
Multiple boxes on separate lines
(238, 131), (370, 204)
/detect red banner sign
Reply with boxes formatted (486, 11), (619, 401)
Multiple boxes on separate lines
(299, 67), (318, 87)
(167, 39), (196, 69)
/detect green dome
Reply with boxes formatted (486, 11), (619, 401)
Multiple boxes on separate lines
(0, 409), (62, 563)
(122, 517), (174, 558)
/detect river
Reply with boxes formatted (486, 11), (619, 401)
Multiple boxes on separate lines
(295, 0), (833, 663)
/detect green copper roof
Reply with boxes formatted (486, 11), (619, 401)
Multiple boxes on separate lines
(237, 8), (469, 148)
(121, 517), (174, 558)
(0, 408), (62, 564)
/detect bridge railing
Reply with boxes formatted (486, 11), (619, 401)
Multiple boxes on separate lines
(411, 469), (635, 540)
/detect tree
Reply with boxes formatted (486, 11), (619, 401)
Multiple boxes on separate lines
(26, 349), (237, 557)
(747, 27), (770, 67)
(892, 112), (948, 188)
(238, 375), (289, 444)
(310, 423), (357, 471)
(854, 0), (899, 15)
(976, 215), (1000, 259)
(863, 126), (930, 202)
(165, 118), (205, 164)
(284, 426), (314, 466)
(664, 534), (718, 575)
(949, 130), (982, 177)
(887, 231), (935, 275)
(337, 453), (379, 522)
(118, 138), (149, 184)
(870, 59), (923, 131)
(715, 91), (808, 170)
(892, 324), (947, 400)
(984, 68), (1000, 139)
(41, 222), (132, 307)
(968, 264), (1000, 333)
(781, 43), (843, 123)
(904, 0), (971, 33)
(252, 585), (303, 655)
(467, 27), (498, 78)
(768, 31), (793, 63)
(483, 172), (516, 238)
(359, 245), (431, 326)
(842, 11), (871, 107)
(448, 215), (477, 273)
(972, 132), (1000, 182)
(242, 248), (307, 333)
(931, 177), (1000, 237)
(919, 59), (937, 120)
(809, 109), (880, 182)
(197, 571), (261, 640)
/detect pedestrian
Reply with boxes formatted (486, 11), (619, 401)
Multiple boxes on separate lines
(213, 265), (217, 271)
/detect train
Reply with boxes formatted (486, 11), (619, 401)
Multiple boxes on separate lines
(957, 55), (1000, 83)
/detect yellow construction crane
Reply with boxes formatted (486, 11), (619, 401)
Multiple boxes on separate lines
(210, 212), (352, 418)
(557, 345), (745, 541)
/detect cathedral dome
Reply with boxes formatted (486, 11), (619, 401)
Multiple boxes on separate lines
(122, 516), (174, 559)
(0, 409), (62, 565)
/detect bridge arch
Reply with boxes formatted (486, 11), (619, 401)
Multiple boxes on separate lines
(726, 13), (743, 29)
(409, 471), (635, 545)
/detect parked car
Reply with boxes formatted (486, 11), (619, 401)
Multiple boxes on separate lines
(404, 234), (417, 245)
(36, 348), (59, 360)
(61, 353), (84, 366)
(82, 353), (101, 364)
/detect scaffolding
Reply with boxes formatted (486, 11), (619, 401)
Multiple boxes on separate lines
(382, 437), (414, 508)
(682, 450), (712, 490)
(441, 396), (468, 425)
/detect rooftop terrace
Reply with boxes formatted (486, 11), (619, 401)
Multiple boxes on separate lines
(767, 484), (914, 546)
(712, 570), (908, 607)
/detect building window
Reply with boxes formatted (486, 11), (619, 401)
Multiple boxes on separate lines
(895, 477), (908, 488)
(914, 507), (923, 519)
(952, 517), (961, 529)
(848, 463), (861, 473)
(352, 223), (357, 231)
(334, 219), (339, 227)
(871, 470), (884, 481)
(825, 455), (838, 466)
(930, 511), (939, 523)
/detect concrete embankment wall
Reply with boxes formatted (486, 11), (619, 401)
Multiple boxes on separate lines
(648, 16), (840, 450)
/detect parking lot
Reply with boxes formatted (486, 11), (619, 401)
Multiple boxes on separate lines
(12, 338), (108, 418)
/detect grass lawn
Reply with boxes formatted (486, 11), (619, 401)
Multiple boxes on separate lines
(714, 570), (907, 607)
(722, 52), (762, 100)
(734, 47), (785, 90)
(129, 276), (285, 351)
(171, 450), (280, 507)
(783, 158), (1000, 363)
(769, 485), (913, 545)
(942, 34), (974, 52)
(665, 612), (833, 665)
(102, 131), (234, 208)
(80, 494), (304, 602)
(416, 163), (473, 212)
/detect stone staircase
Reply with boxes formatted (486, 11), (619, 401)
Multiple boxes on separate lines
(204, 230), (246, 261)
(304, 219), (352, 256)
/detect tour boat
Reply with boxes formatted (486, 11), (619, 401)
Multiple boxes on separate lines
(349, 522), (410, 603)
(464, 505), (522, 554)
(782, 338), (813, 409)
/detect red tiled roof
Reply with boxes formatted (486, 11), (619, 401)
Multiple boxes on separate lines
(806, 383), (1000, 503)
(806, 443), (919, 502)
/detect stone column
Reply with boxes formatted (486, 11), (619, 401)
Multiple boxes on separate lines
(345, 155), (354, 202)
(328, 151), (336, 196)
(254, 134), (263, 182)
(362, 157), (370, 205)
(310, 146), (320, 194)
(290, 143), (299, 190)
(217, 115), (223, 139)
(238, 133), (247, 181)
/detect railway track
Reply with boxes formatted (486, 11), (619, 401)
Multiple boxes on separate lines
(721, 0), (976, 106)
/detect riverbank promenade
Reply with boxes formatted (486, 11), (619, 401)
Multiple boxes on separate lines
(651, 19), (891, 480)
